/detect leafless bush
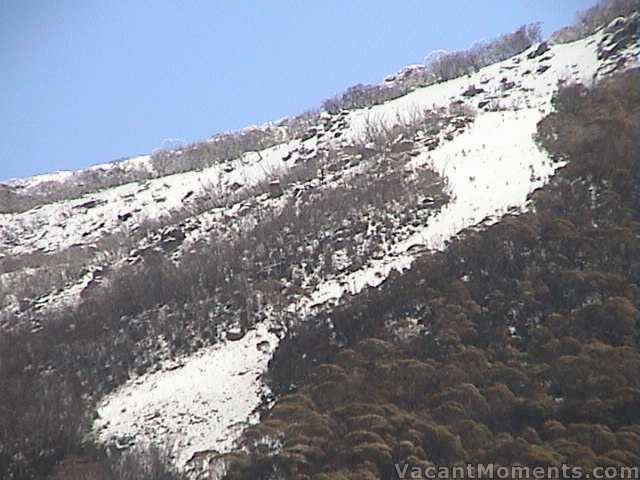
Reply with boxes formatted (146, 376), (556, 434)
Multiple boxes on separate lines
(277, 109), (322, 139)
(0, 245), (104, 316)
(356, 104), (472, 151)
(448, 102), (478, 118)
(320, 23), (541, 116)
(3, 267), (67, 306)
(0, 332), (86, 480)
(106, 448), (185, 480)
(3, 163), (153, 214)
(385, 64), (438, 90)
(2, 116), (322, 215)
(550, 0), (638, 44)
(150, 125), (287, 177)
(276, 155), (324, 187)
(358, 109), (424, 149)
(427, 23), (541, 81)
(322, 83), (410, 114)
(48, 445), (186, 480)
(0, 185), (40, 214)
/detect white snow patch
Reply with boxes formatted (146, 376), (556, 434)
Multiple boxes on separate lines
(344, 33), (601, 142)
(95, 322), (278, 466)
(0, 142), (302, 256)
(303, 109), (559, 308)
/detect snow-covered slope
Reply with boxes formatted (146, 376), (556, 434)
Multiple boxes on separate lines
(90, 21), (640, 469)
(2, 13), (639, 475)
(0, 141), (313, 257)
(94, 322), (278, 466)
(302, 109), (562, 311)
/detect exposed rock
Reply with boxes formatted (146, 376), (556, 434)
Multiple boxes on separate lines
(268, 180), (283, 198)
(182, 190), (195, 201)
(527, 42), (550, 59)
(390, 139), (414, 154)
(257, 340), (270, 353)
(226, 328), (246, 341)
(598, 13), (639, 62)
(300, 128), (317, 142)
(74, 199), (103, 210)
(462, 84), (484, 97)
(605, 16), (627, 33)
(160, 227), (186, 252)
(424, 138), (440, 151)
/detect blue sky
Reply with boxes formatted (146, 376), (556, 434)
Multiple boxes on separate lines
(1, 0), (598, 181)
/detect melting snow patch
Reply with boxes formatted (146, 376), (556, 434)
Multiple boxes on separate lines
(303, 108), (560, 308)
(94, 322), (278, 466)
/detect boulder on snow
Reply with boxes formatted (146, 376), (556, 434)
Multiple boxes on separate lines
(268, 180), (283, 198)
(462, 85), (485, 97)
(390, 139), (414, 154)
(605, 16), (627, 33)
(182, 190), (194, 201)
(186, 449), (221, 472)
(226, 328), (246, 341)
(300, 128), (317, 142)
(74, 199), (103, 210)
(527, 42), (550, 59)
(257, 340), (271, 353)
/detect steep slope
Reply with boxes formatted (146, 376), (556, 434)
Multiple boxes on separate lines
(223, 68), (640, 480)
(88, 16), (638, 470)
(1, 10), (638, 480)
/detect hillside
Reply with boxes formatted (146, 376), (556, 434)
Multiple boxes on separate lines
(1, 4), (639, 480)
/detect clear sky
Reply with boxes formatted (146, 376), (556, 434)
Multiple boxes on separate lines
(1, 0), (599, 181)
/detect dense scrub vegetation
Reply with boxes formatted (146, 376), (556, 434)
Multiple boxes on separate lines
(219, 71), (640, 478)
